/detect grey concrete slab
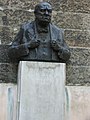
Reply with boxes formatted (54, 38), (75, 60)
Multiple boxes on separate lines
(17, 61), (66, 120)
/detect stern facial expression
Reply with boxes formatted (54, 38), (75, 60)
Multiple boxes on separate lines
(34, 2), (52, 25)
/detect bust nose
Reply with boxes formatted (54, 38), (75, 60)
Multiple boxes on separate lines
(45, 10), (49, 15)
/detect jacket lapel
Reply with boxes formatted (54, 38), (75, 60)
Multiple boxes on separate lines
(50, 23), (59, 60)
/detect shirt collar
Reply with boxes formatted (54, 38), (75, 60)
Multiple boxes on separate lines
(35, 21), (49, 33)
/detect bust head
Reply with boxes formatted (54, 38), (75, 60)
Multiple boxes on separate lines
(34, 2), (52, 26)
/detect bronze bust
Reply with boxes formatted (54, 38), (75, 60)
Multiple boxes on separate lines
(8, 2), (70, 62)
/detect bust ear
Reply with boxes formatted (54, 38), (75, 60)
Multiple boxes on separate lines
(34, 10), (36, 14)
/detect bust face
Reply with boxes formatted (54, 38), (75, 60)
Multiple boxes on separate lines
(34, 2), (52, 25)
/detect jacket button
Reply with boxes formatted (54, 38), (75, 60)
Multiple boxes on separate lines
(43, 52), (46, 56)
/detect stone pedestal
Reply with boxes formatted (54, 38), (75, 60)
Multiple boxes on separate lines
(17, 61), (66, 120)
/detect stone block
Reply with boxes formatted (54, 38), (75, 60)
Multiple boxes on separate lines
(2, 9), (34, 27)
(0, 45), (10, 63)
(66, 65), (90, 85)
(59, 0), (90, 13)
(67, 86), (90, 120)
(0, 83), (17, 120)
(0, 0), (43, 10)
(68, 47), (90, 66)
(0, 25), (23, 44)
(64, 29), (90, 47)
(0, 25), (13, 44)
(17, 61), (65, 120)
(0, 45), (19, 63)
(45, 0), (90, 13)
(0, 11), (6, 25)
(53, 12), (90, 30)
(66, 47), (90, 85)
(0, 63), (18, 83)
(43, 0), (61, 11)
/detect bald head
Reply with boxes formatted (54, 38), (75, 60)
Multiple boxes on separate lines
(34, 2), (52, 14)
(34, 2), (52, 26)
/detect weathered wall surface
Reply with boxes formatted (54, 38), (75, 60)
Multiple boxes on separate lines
(0, 84), (90, 120)
(0, 0), (90, 85)
(65, 86), (90, 120)
(0, 1), (90, 120)
(0, 84), (17, 120)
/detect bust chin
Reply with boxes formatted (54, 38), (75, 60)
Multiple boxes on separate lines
(36, 19), (50, 27)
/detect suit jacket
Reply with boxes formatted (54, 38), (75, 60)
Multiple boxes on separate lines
(8, 21), (70, 62)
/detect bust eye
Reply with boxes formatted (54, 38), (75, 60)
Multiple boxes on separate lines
(40, 8), (52, 13)
(48, 9), (52, 13)
(40, 9), (45, 12)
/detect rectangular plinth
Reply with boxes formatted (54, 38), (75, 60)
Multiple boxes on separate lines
(17, 61), (66, 120)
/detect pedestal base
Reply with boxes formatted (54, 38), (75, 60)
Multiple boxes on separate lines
(17, 61), (66, 120)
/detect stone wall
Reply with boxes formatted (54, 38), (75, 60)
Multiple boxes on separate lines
(0, 0), (90, 85)
(0, 1), (90, 119)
